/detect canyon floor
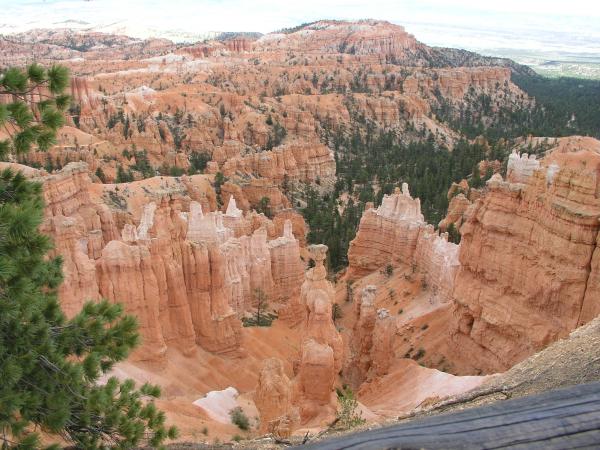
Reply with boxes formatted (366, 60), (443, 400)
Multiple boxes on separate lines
(155, 315), (600, 448)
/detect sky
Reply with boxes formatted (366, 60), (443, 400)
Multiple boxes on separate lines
(0, 0), (599, 53)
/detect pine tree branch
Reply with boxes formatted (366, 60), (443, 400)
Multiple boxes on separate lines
(0, 80), (51, 97)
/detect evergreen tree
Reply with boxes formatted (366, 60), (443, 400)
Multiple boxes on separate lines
(470, 163), (483, 188)
(130, 150), (154, 179)
(253, 288), (269, 326)
(116, 164), (134, 183)
(257, 196), (272, 218)
(447, 222), (461, 244)
(214, 171), (227, 206)
(95, 167), (107, 183)
(0, 65), (177, 449)
(0, 169), (177, 449)
(188, 151), (211, 174)
(0, 64), (70, 159)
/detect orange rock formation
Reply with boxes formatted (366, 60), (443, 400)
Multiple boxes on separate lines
(347, 137), (600, 375)
(254, 358), (299, 437)
(31, 162), (308, 362)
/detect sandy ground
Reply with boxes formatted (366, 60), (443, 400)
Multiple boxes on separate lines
(358, 359), (486, 417)
(111, 320), (303, 444)
(178, 315), (600, 449)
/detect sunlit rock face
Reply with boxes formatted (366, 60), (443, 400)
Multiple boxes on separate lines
(346, 137), (600, 374)
(348, 183), (425, 278)
(452, 142), (600, 371)
(28, 162), (307, 362)
(253, 358), (299, 437)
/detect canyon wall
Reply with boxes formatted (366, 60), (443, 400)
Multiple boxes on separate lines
(348, 183), (460, 303)
(452, 144), (600, 370)
(347, 138), (600, 373)
(35, 162), (306, 361)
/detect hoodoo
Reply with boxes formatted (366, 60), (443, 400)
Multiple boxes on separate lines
(2, 11), (599, 448)
(346, 137), (600, 375)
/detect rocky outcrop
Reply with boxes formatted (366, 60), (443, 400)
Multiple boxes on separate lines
(272, 209), (307, 246)
(40, 163), (119, 316)
(269, 220), (305, 303)
(346, 285), (378, 388)
(255, 244), (341, 431)
(225, 39), (252, 53)
(31, 163), (308, 362)
(438, 193), (471, 232)
(183, 240), (242, 355)
(254, 358), (299, 437)
(506, 150), (540, 183)
(452, 145), (600, 371)
(348, 183), (425, 278)
(294, 338), (337, 424)
(347, 139), (600, 375)
(281, 245), (343, 425)
(403, 67), (512, 101)
(70, 76), (99, 110)
(370, 309), (396, 378)
(220, 141), (335, 185)
(254, 20), (419, 60)
(96, 240), (169, 360)
(348, 183), (460, 303)
(301, 245), (343, 372)
(254, 247), (342, 429)
(97, 199), (239, 358)
(413, 227), (460, 303)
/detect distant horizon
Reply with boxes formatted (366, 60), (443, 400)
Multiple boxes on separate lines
(1, 0), (599, 56)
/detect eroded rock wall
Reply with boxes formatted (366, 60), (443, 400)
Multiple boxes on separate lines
(347, 139), (600, 374)
(33, 163), (306, 362)
(348, 183), (425, 278)
(452, 147), (600, 370)
(348, 183), (460, 303)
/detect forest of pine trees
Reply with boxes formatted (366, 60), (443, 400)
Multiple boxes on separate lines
(300, 127), (499, 271)
(300, 73), (600, 272)
(433, 74), (600, 141)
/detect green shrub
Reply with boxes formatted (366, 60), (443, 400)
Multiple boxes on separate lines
(385, 264), (394, 277)
(336, 386), (365, 430)
(95, 167), (107, 183)
(189, 151), (211, 174)
(230, 407), (250, 430)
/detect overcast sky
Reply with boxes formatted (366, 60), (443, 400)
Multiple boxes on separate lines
(1, 0), (599, 52)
